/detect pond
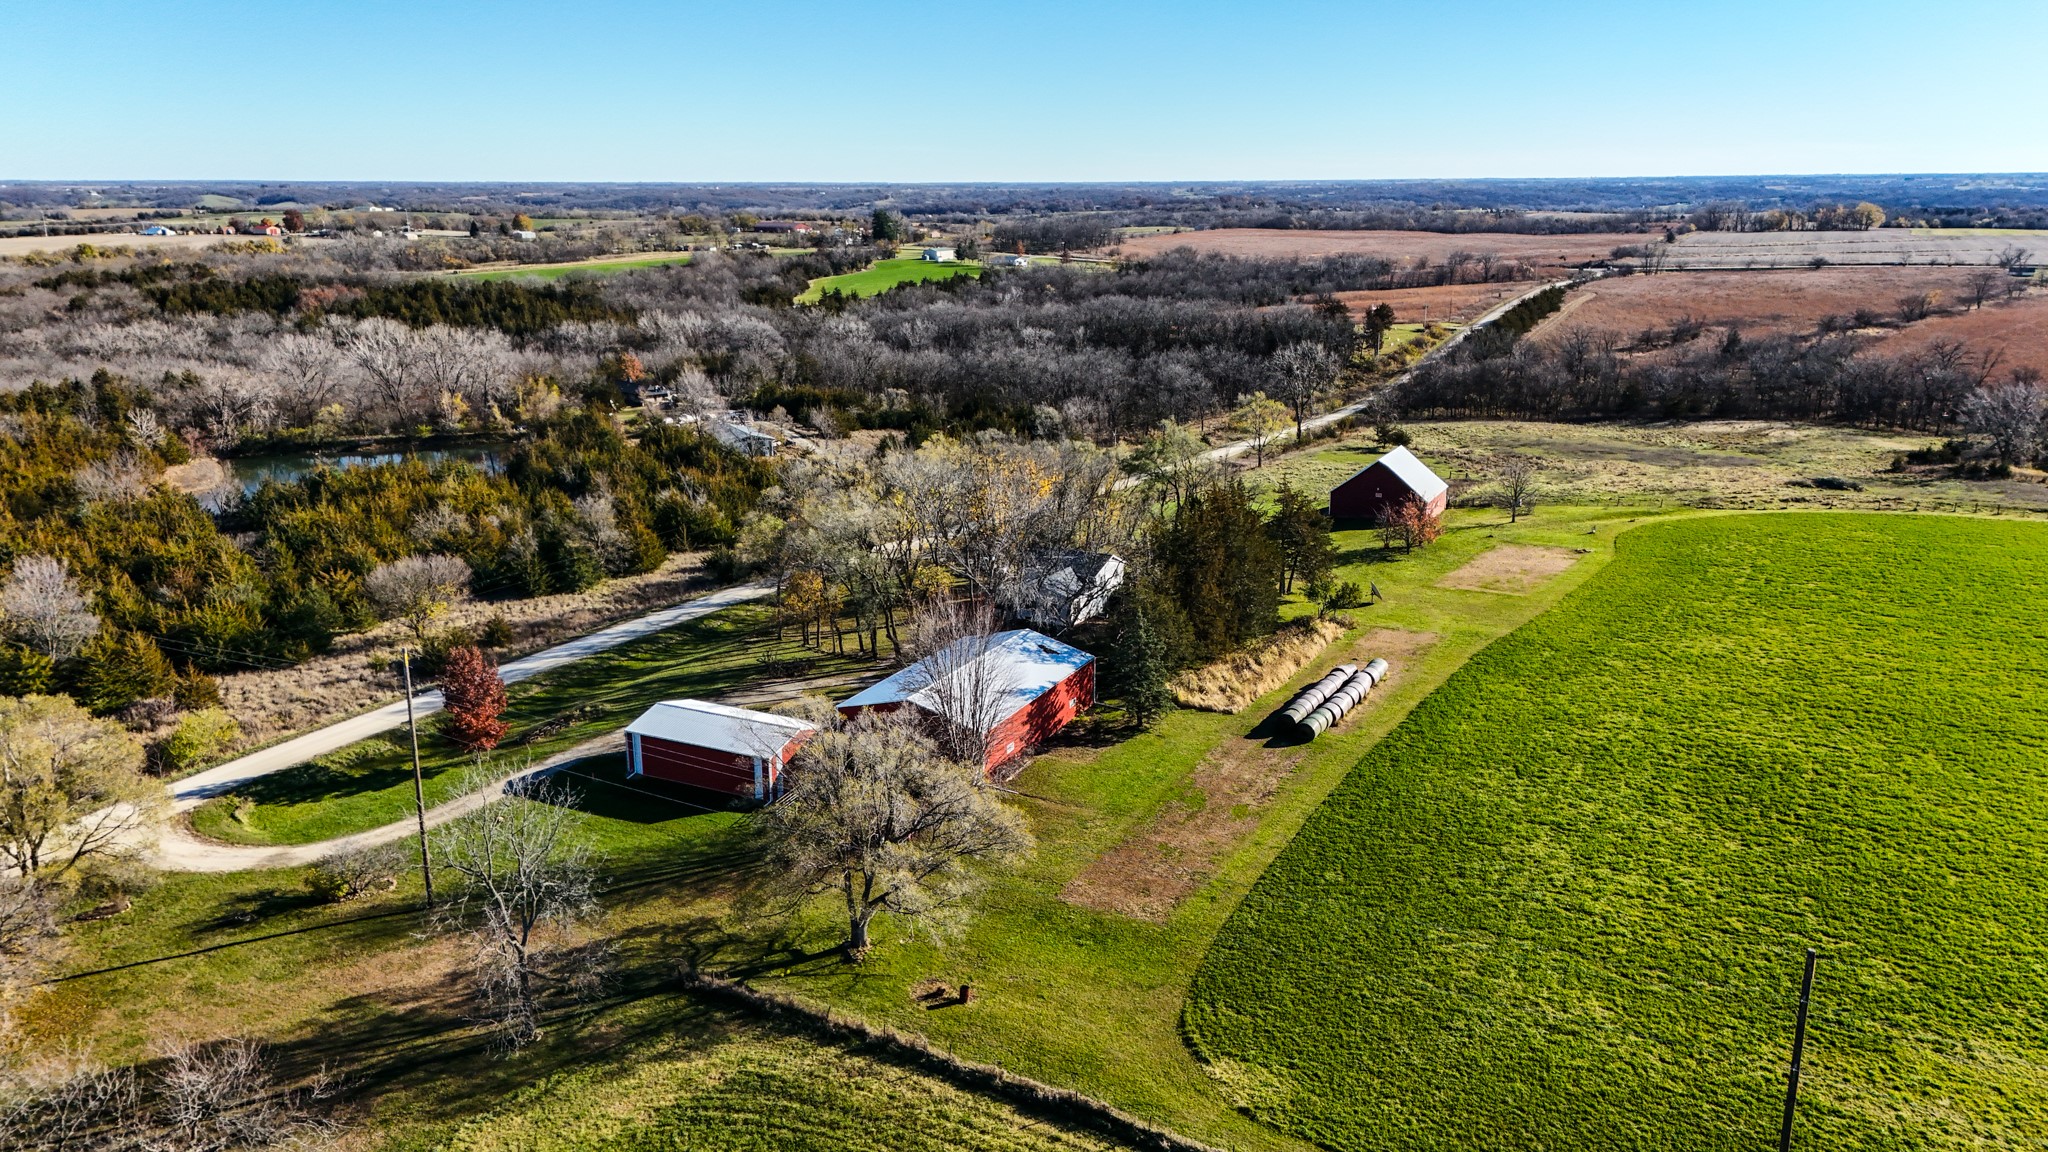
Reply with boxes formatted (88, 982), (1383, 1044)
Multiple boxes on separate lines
(199, 442), (510, 511)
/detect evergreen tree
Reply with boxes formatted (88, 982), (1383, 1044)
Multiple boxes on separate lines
(1268, 479), (1336, 594)
(1152, 479), (1282, 660)
(1103, 586), (1174, 729)
(70, 630), (176, 715)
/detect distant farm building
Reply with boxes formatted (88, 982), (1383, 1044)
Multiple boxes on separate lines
(139, 225), (177, 236)
(1330, 445), (1449, 523)
(1010, 551), (1125, 629)
(988, 253), (1030, 267)
(511, 229), (538, 241)
(709, 419), (779, 457)
(837, 629), (1095, 772)
(624, 699), (814, 800)
(921, 247), (957, 262)
(755, 220), (813, 234)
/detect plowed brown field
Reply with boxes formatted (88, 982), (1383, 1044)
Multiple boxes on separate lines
(1532, 267), (1993, 343)
(1332, 282), (1528, 324)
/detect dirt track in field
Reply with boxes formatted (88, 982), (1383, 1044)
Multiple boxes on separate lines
(1060, 628), (1435, 922)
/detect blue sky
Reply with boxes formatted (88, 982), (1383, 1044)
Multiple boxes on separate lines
(3, 0), (2043, 181)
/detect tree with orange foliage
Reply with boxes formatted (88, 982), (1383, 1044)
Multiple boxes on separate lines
(1378, 496), (1442, 552)
(440, 645), (509, 751)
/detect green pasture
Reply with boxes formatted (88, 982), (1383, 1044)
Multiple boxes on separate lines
(1185, 513), (2048, 1151)
(187, 603), (872, 846)
(459, 252), (695, 282)
(798, 257), (980, 303)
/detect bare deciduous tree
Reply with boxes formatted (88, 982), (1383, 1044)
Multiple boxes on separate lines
(750, 712), (1031, 958)
(1493, 453), (1541, 523)
(364, 554), (472, 640)
(1962, 380), (2046, 465)
(0, 695), (160, 879)
(1966, 269), (2005, 311)
(432, 772), (603, 1050)
(1270, 341), (1341, 443)
(903, 597), (1016, 767)
(1, 556), (100, 660)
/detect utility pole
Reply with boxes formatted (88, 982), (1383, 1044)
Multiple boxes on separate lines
(402, 649), (434, 906)
(1778, 948), (1817, 1152)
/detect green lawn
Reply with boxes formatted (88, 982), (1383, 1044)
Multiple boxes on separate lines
(459, 253), (694, 281)
(798, 257), (980, 303)
(1184, 513), (2048, 1151)
(188, 604), (878, 846)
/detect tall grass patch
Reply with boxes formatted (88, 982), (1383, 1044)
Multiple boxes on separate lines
(1185, 513), (2048, 1151)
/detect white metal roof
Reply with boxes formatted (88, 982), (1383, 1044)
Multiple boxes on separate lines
(1361, 445), (1448, 501)
(624, 699), (813, 757)
(838, 629), (1093, 730)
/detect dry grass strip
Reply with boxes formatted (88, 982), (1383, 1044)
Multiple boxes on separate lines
(1168, 618), (1345, 713)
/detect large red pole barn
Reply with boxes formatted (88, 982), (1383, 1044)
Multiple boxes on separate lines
(836, 629), (1095, 773)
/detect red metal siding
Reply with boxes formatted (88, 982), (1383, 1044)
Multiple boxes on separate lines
(634, 733), (808, 797)
(1330, 463), (1448, 523)
(839, 662), (1095, 774)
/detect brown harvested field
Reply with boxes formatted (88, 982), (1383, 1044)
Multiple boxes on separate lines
(1063, 627), (1436, 922)
(1333, 281), (1528, 324)
(0, 232), (237, 258)
(1112, 228), (1627, 271)
(1663, 228), (2048, 269)
(1534, 267), (1994, 343)
(1882, 291), (2048, 380)
(1436, 544), (1585, 594)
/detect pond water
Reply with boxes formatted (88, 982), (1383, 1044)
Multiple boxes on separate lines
(200, 443), (509, 511)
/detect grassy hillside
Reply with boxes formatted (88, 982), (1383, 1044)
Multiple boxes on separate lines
(1184, 513), (2048, 1151)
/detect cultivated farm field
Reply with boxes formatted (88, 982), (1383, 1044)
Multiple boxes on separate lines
(1885, 290), (2048, 380)
(1185, 513), (2048, 1151)
(1111, 228), (1625, 271)
(1332, 281), (1529, 324)
(1529, 267), (2005, 343)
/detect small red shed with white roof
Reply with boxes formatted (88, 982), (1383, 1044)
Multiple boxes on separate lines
(623, 699), (814, 801)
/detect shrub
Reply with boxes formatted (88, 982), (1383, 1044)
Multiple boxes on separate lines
(305, 847), (388, 903)
(157, 708), (241, 775)
(478, 615), (515, 649)
(1373, 422), (1412, 448)
(706, 546), (747, 583)
(172, 666), (223, 710)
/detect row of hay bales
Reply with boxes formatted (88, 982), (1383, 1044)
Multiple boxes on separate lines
(1278, 658), (1390, 738)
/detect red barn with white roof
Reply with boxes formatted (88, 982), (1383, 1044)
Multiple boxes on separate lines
(836, 629), (1095, 773)
(624, 699), (814, 800)
(1330, 445), (1450, 523)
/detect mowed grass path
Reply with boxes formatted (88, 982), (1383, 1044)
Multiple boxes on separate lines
(798, 257), (979, 302)
(1186, 514), (2048, 1151)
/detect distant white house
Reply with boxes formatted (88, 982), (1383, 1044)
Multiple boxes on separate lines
(988, 253), (1030, 267)
(709, 419), (779, 457)
(921, 247), (957, 262)
(511, 229), (538, 241)
(139, 225), (178, 236)
(1009, 551), (1126, 629)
